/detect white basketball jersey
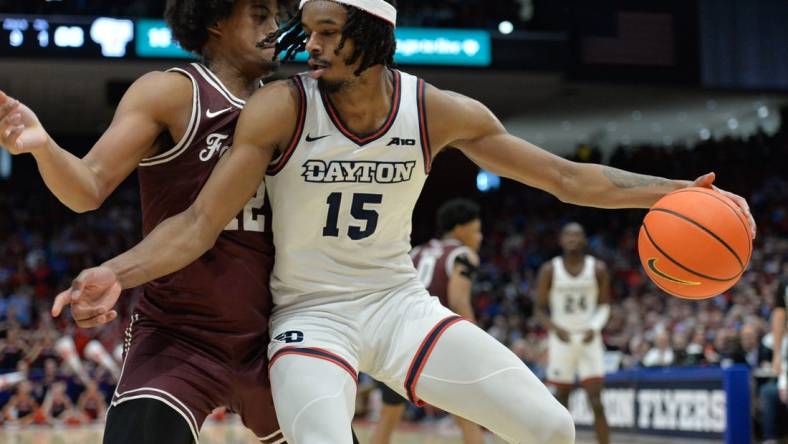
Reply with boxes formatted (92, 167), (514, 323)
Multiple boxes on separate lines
(266, 70), (432, 308)
(549, 255), (599, 332)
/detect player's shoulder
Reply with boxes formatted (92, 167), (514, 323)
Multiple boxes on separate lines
(457, 247), (480, 266)
(444, 240), (478, 262)
(538, 259), (555, 275)
(129, 70), (193, 98)
(236, 79), (303, 144)
(592, 256), (608, 273)
(250, 78), (301, 104)
(121, 70), (193, 114)
(423, 81), (482, 112)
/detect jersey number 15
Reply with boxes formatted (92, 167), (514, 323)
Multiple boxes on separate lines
(323, 192), (382, 240)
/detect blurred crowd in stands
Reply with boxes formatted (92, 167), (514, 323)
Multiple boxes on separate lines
(0, 111), (785, 428)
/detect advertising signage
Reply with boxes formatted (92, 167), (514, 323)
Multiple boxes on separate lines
(0, 15), (491, 67)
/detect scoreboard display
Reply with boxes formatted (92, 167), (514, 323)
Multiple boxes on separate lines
(1, 15), (134, 58)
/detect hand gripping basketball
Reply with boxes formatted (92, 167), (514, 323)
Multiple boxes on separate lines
(691, 172), (756, 238)
(51, 266), (121, 328)
(638, 182), (753, 299)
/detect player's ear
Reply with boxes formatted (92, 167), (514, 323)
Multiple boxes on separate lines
(207, 20), (225, 39)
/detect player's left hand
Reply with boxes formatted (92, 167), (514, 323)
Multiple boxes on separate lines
(692, 172), (756, 239)
(0, 90), (50, 155)
(51, 266), (120, 328)
(582, 330), (595, 343)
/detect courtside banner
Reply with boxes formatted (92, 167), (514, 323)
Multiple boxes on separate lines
(568, 365), (750, 444)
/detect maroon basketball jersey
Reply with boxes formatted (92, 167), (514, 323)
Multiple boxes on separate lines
(136, 63), (273, 361)
(411, 238), (473, 307)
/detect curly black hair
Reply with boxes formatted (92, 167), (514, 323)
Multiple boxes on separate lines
(164, 0), (237, 55)
(437, 199), (481, 235)
(276, 0), (397, 76)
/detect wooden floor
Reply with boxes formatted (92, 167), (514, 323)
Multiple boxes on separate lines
(0, 419), (721, 444)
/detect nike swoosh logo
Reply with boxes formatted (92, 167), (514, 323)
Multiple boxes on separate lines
(647, 258), (700, 286)
(206, 107), (233, 119)
(305, 134), (330, 143)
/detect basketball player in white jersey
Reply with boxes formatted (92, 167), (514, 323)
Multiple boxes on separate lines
(51, 0), (755, 443)
(537, 222), (610, 444)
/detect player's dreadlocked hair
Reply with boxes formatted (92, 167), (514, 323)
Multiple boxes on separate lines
(276, 0), (397, 76)
(165, 0), (236, 55)
(437, 199), (481, 235)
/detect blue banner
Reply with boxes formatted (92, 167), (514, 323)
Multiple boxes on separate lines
(135, 20), (490, 66)
(568, 365), (751, 443)
(135, 19), (194, 59)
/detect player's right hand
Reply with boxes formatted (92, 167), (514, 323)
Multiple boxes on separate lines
(554, 327), (571, 343)
(0, 90), (50, 155)
(51, 266), (121, 328)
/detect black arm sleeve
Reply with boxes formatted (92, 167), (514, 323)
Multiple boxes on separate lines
(454, 254), (479, 279)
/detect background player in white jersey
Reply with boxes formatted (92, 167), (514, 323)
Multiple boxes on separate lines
(51, 0), (755, 443)
(371, 198), (484, 444)
(537, 222), (610, 444)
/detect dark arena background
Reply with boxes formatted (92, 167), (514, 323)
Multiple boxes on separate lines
(0, 0), (786, 443)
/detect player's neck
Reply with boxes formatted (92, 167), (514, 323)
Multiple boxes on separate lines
(441, 234), (460, 244)
(326, 66), (393, 134)
(562, 252), (584, 265)
(204, 58), (261, 100)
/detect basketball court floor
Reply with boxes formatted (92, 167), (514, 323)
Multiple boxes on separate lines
(0, 419), (722, 443)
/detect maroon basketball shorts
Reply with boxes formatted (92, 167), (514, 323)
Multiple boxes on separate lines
(111, 314), (283, 443)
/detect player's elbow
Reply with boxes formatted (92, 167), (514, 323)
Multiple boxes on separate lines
(183, 206), (222, 254)
(66, 194), (105, 214)
(552, 160), (586, 206)
(555, 161), (611, 208)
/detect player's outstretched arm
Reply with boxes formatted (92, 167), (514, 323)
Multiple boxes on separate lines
(0, 72), (189, 212)
(426, 86), (755, 237)
(51, 80), (299, 327)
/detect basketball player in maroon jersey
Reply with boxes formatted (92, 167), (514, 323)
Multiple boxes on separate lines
(0, 1), (288, 442)
(371, 198), (485, 444)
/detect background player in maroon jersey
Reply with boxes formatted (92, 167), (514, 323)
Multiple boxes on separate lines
(0, 1), (287, 443)
(371, 198), (485, 444)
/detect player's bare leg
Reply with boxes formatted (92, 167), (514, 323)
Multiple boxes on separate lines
(453, 415), (485, 444)
(582, 379), (609, 444)
(369, 403), (406, 444)
(554, 385), (572, 409)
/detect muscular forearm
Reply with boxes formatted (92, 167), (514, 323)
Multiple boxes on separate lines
(561, 163), (690, 209)
(103, 208), (219, 289)
(32, 141), (104, 213)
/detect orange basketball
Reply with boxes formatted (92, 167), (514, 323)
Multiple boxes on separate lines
(638, 187), (752, 299)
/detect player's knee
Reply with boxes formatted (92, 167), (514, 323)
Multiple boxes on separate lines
(542, 405), (576, 444)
